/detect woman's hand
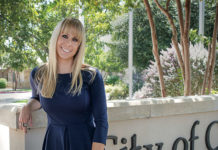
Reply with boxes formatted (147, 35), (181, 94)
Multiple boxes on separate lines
(19, 105), (32, 133)
(18, 99), (41, 133)
(92, 142), (105, 150)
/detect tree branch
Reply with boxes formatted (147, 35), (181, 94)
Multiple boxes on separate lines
(154, 0), (167, 12)
(176, 0), (185, 58)
(184, 0), (191, 37)
(201, 43), (212, 95)
(166, 0), (171, 11)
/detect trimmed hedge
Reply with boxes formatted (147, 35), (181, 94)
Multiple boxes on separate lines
(0, 78), (7, 88)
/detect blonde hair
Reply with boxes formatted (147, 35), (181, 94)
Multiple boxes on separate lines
(35, 17), (96, 98)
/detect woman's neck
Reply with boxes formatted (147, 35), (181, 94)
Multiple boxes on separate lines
(57, 59), (74, 74)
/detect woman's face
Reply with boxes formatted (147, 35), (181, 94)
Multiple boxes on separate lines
(56, 28), (81, 62)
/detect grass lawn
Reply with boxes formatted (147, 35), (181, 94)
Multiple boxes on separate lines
(14, 99), (28, 103)
(15, 89), (31, 92)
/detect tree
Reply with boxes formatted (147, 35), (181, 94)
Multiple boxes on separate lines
(0, 0), (40, 90)
(202, 1), (218, 94)
(81, 0), (127, 70)
(176, 0), (192, 96)
(144, 0), (194, 96)
(146, 0), (217, 96)
(143, 0), (166, 97)
(107, 0), (215, 72)
(154, 0), (185, 83)
(1, 45), (37, 90)
(107, 3), (176, 72)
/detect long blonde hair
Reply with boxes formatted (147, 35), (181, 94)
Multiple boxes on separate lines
(35, 17), (95, 98)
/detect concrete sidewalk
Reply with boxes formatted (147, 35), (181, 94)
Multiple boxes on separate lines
(0, 91), (31, 104)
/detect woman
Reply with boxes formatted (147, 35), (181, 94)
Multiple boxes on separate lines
(19, 17), (108, 150)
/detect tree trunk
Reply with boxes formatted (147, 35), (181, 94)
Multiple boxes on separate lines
(201, 43), (212, 95)
(12, 71), (14, 90)
(207, 2), (218, 94)
(183, 0), (191, 96)
(14, 71), (18, 91)
(154, 0), (185, 82)
(176, 0), (185, 59)
(143, 0), (166, 97)
(12, 71), (17, 91)
(177, 0), (191, 96)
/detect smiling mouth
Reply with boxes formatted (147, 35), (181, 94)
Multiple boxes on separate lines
(62, 47), (72, 53)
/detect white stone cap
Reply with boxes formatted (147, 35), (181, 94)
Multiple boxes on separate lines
(0, 94), (217, 129)
(107, 94), (218, 121)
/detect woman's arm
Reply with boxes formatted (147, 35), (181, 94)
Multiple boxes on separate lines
(19, 67), (41, 133)
(89, 69), (108, 149)
(26, 98), (41, 111)
(19, 99), (41, 133)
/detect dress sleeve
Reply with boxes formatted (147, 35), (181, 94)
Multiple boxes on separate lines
(89, 69), (108, 145)
(30, 67), (40, 102)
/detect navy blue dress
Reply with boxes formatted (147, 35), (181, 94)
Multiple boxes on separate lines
(30, 67), (108, 150)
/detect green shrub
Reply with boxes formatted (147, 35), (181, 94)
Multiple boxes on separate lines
(211, 90), (218, 94)
(134, 43), (218, 98)
(107, 82), (128, 100)
(105, 85), (113, 93)
(105, 75), (120, 85)
(0, 78), (7, 88)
